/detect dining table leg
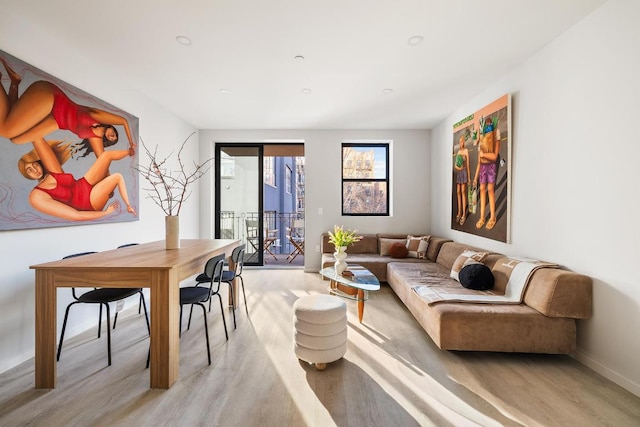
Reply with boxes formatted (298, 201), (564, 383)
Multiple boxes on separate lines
(149, 269), (180, 389)
(35, 269), (57, 389)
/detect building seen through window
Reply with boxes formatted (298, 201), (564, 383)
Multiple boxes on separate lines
(342, 143), (389, 215)
(264, 156), (275, 187)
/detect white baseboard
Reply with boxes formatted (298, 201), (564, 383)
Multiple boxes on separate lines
(0, 350), (33, 375)
(573, 349), (640, 398)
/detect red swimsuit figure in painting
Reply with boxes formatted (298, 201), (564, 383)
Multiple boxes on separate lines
(19, 139), (136, 221)
(2, 55), (137, 221)
(0, 56), (135, 157)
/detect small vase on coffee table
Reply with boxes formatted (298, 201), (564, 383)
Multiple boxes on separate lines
(334, 246), (348, 274)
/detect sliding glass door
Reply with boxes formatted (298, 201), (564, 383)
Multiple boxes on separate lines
(215, 145), (264, 265)
(215, 143), (305, 267)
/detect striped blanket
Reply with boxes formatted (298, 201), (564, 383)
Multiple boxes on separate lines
(412, 257), (558, 305)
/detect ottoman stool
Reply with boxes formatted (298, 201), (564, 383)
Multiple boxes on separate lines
(293, 294), (347, 370)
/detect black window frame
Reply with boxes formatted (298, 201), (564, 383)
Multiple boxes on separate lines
(341, 142), (390, 216)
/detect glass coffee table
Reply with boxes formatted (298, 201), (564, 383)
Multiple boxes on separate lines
(319, 264), (380, 322)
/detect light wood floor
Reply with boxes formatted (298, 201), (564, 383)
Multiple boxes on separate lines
(1, 269), (639, 426)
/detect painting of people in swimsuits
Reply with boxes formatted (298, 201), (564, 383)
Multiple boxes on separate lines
(451, 94), (511, 243)
(0, 49), (139, 231)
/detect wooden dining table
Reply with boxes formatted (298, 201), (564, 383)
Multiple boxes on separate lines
(30, 238), (239, 389)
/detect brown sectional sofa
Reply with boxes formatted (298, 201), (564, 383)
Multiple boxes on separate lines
(321, 233), (432, 281)
(321, 233), (592, 354)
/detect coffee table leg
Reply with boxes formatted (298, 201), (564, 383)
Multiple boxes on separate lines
(357, 289), (365, 322)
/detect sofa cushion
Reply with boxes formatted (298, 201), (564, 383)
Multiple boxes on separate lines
(459, 262), (494, 290)
(389, 243), (408, 258)
(380, 238), (407, 256)
(348, 234), (379, 254)
(322, 233), (378, 254)
(425, 237), (452, 262)
(406, 235), (430, 259)
(450, 250), (489, 281)
(436, 241), (491, 270)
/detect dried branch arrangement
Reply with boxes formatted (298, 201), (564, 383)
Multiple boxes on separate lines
(136, 132), (213, 216)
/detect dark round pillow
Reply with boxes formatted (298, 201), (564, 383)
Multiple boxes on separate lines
(388, 243), (408, 258)
(459, 263), (494, 290)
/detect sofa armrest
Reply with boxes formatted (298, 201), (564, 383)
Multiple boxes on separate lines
(524, 269), (592, 319)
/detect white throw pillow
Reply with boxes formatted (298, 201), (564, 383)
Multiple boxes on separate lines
(406, 235), (431, 258)
(450, 250), (489, 281)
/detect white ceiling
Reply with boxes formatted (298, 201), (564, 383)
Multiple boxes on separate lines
(1, 0), (605, 130)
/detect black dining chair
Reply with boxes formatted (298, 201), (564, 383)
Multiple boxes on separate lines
(114, 243), (145, 327)
(182, 253), (228, 365)
(57, 252), (150, 366)
(220, 244), (248, 315)
(193, 248), (242, 328)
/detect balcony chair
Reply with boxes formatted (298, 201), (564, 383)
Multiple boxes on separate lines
(245, 219), (278, 262)
(286, 219), (305, 263)
(56, 252), (150, 366)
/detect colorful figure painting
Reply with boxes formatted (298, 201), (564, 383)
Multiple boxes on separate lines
(451, 94), (511, 243)
(0, 50), (139, 231)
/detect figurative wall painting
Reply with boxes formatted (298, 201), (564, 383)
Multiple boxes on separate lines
(0, 49), (139, 231)
(451, 94), (511, 243)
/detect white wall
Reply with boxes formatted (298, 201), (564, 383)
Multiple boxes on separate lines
(0, 48), (200, 372)
(199, 129), (430, 271)
(430, 0), (640, 396)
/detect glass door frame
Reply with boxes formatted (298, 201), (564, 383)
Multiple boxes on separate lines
(214, 143), (265, 266)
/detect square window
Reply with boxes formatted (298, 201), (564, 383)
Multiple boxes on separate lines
(342, 143), (389, 216)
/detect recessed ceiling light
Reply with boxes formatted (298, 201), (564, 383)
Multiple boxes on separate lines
(219, 88), (231, 94)
(294, 55), (305, 61)
(407, 35), (424, 46)
(301, 88), (311, 94)
(382, 88), (394, 94)
(176, 35), (192, 46)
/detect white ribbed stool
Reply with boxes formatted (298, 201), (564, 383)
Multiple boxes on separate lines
(293, 294), (347, 370)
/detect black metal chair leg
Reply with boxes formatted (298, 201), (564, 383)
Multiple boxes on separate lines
(139, 290), (150, 334)
(113, 311), (119, 329)
(142, 293), (151, 369)
(105, 303), (112, 366)
(217, 294), (229, 340)
(57, 301), (79, 361)
(227, 282), (236, 329)
(187, 304), (195, 330)
(98, 303), (103, 338)
(138, 293), (143, 314)
(179, 305), (183, 337)
(198, 303), (211, 365)
(239, 276), (248, 313)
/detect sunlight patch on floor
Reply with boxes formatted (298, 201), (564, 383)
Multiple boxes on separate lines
(244, 269), (503, 426)
(346, 317), (502, 427)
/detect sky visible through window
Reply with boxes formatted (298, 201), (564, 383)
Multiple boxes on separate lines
(349, 146), (387, 179)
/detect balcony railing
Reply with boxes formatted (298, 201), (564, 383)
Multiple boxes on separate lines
(220, 211), (304, 257)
